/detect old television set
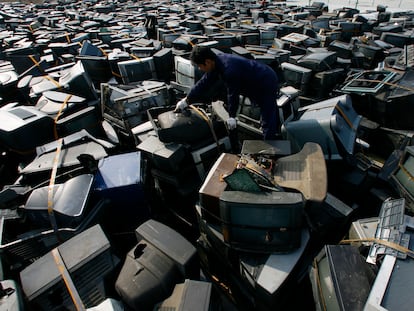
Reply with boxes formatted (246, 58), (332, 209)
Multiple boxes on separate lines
(153, 48), (174, 82)
(174, 55), (203, 87)
(100, 83), (130, 112)
(310, 244), (374, 311)
(117, 57), (157, 84)
(58, 61), (98, 100)
(191, 136), (231, 180)
(211, 34), (237, 52)
(110, 37), (135, 49)
(23, 174), (94, 228)
(297, 51), (337, 72)
(76, 55), (112, 86)
(19, 224), (119, 310)
(280, 62), (312, 94)
(115, 240), (182, 310)
(239, 32), (260, 46)
(101, 82), (168, 136)
(364, 254), (414, 310)
(311, 19), (331, 32)
(260, 29), (277, 46)
(115, 219), (198, 310)
(29, 75), (65, 102)
(93, 151), (149, 233)
(79, 40), (103, 57)
(56, 105), (105, 138)
(7, 54), (47, 75)
(35, 90), (87, 117)
(391, 145), (414, 213)
(355, 44), (385, 69)
(154, 280), (214, 311)
(309, 68), (346, 99)
(172, 35), (199, 51)
(157, 28), (184, 48)
(338, 22), (362, 41)
(282, 94), (362, 160)
(130, 46), (157, 58)
(380, 32), (414, 48)
(218, 190), (304, 253)
(19, 130), (112, 178)
(0, 106), (55, 152)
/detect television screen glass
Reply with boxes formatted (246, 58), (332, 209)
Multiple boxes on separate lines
(394, 150), (414, 195)
(77, 55), (112, 84)
(118, 57), (157, 84)
(316, 256), (341, 310)
(174, 56), (202, 87)
(281, 62), (312, 89)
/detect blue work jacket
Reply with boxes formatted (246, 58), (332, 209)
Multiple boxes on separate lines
(187, 53), (279, 118)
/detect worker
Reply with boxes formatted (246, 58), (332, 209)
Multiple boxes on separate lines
(175, 45), (280, 140)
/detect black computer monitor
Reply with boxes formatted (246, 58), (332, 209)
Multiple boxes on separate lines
(58, 61), (98, 100)
(280, 62), (312, 92)
(117, 57), (157, 84)
(20, 224), (118, 310)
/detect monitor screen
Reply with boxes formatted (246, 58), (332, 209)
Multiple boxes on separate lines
(153, 48), (174, 82)
(392, 146), (414, 211)
(315, 255), (341, 310)
(310, 244), (374, 311)
(77, 55), (112, 85)
(130, 47), (157, 58)
(211, 34), (237, 52)
(159, 32), (181, 48)
(117, 57), (157, 84)
(280, 62), (312, 90)
(174, 55), (202, 87)
(395, 152), (414, 193)
(191, 137), (231, 179)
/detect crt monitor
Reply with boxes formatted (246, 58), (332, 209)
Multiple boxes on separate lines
(56, 105), (104, 138)
(154, 279), (214, 311)
(117, 57), (157, 84)
(310, 244), (373, 311)
(280, 62), (312, 92)
(380, 32), (414, 48)
(191, 136), (231, 180)
(174, 55), (203, 87)
(77, 55), (112, 85)
(58, 61), (98, 100)
(391, 145), (414, 213)
(100, 83), (168, 129)
(153, 48), (174, 82)
(19, 224), (118, 310)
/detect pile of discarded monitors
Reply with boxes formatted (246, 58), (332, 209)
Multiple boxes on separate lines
(0, 0), (414, 310)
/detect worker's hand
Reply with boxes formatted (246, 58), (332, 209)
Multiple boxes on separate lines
(226, 117), (237, 130)
(174, 97), (188, 113)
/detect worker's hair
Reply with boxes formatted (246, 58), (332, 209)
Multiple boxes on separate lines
(190, 45), (217, 65)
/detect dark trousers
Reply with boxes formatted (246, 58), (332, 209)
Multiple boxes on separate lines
(256, 93), (280, 140)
